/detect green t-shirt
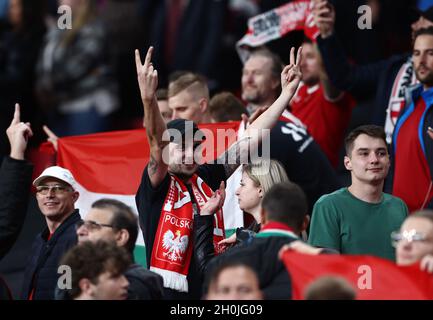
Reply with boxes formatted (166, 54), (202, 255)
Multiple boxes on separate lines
(308, 188), (408, 261)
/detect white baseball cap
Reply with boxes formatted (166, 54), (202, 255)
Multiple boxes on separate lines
(33, 166), (77, 189)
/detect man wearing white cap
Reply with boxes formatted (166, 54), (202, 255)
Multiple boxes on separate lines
(20, 165), (80, 300)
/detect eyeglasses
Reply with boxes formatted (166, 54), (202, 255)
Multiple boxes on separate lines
(391, 230), (428, 247)
(76, 219), (114, 231)
(36, 185), (73, 195)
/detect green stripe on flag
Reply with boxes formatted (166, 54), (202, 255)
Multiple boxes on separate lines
(133, 245), (147, 268)
(225, 228), (236, 238)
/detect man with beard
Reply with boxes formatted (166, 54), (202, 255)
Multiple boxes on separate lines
(241, 48), (283, 115)
(314, 1), (433, 144)
(290, 38), (355, 168)
(239, 47), (340, 215)
(134, 46), (303, 299)
(389, 27), (433, 213)
(308, 125), (408, 261)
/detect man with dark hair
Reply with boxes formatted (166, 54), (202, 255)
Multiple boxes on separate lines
(135, 46), (303, 299)
(205, 260), (263, 300)
(205, 182), (311, 299)
(314, 1), (433, 143)
(261, 181), (309, 231)
(60, 241), (130, 300)
(74, 198), (164, 300)
(308, 125), (408, 261)
(387, 27), (433, 212)
(82, 199), (139, 253)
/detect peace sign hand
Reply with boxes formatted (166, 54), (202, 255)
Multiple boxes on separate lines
(281, 46), (303, 97)
(135, 47), (158, 102)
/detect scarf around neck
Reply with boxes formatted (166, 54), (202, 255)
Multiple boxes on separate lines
(150, 173), (225, 292)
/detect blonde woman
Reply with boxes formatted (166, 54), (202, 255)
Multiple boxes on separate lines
(220, 159), (289, 246)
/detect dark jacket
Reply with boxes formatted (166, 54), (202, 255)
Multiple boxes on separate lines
(125, 264), (164, 300)
(193, 215), (216, 277)
(317, 33), (410, 127)
(198, 218), (338, 299)
(21, 210), (80, 300)
(0, 156), (33, 260)
(0, 156), (33, 300)
(206, 236), (298, 300)
(195, 214), (296, 299)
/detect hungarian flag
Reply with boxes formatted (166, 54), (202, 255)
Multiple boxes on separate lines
(38, 123), (241, 267)
(281, 251), (433, 299)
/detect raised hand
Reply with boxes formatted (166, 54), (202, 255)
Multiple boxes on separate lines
(312, 0), (336, 38)
(200, 181), (226, 216)
(6, 103), (33, 160)
(43, 125), (59, 151)
(135, 47), (158, 102)
(281, 46), (303, 97)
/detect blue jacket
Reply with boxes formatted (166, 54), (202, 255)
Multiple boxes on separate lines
(386, 84), (433, 210)
(20, 210), (79, 300)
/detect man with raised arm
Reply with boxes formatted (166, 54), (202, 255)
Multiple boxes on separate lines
(0, 104), (34, 299)
(134, 46), (303, 299)
(0, 104), (33, 261)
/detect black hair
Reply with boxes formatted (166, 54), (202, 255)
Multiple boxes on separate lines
(261, 182), (308, 233)
(91, 198), (138, 254)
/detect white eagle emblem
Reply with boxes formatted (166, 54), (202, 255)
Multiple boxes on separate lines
(162, 230), (189, 262)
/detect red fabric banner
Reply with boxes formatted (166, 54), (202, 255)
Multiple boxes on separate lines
(281, 252), (433, 300)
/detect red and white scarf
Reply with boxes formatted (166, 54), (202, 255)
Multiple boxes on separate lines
(384, 57), (417, 143)
(150, 174), (225, 292)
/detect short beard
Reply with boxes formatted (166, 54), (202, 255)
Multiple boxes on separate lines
(242, 92), (261, 105)
(416, 70), (433, 87)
